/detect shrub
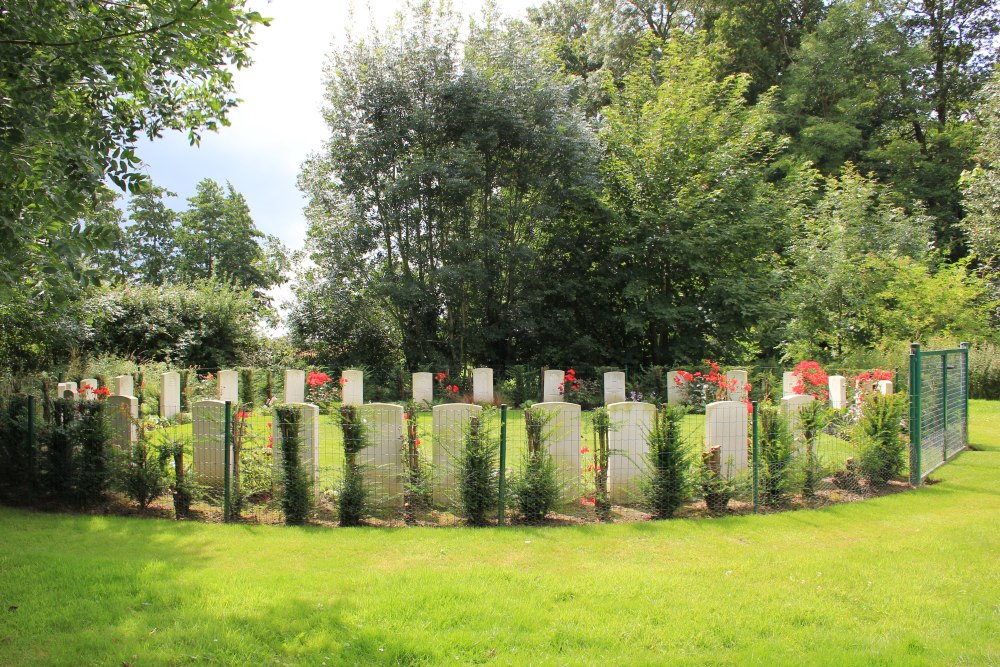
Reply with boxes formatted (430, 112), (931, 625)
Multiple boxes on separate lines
(969, 342), (1000, 399)
(590, 407), (612, 520)
(402, 405), (431, 522)
(275, 405), (312, 525)
(40, 399), (78, 500)
(337, 405), (368, 527)
(73, 401), (112, 505)
(799, 401), (831, 499)
(458, 416), (498, 526)
(118, 432), (168, 510)
(0, 395), (34, 496)
(641, 405), (690, 519)
(758, 403), (794, 507)
(855, 394), (907, 487)
(511, 407), (561, 521)
(161, 435), (195, 519)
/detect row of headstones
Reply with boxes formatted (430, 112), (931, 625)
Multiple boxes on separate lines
(780, 372), (894, 410)
(189, 398), (763, 506)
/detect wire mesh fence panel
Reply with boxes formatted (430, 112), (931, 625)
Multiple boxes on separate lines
(192, 399), (228, 506)
(431, 403), (483, 507)
(917, 348), (969, 479)
(606, 402), (656, 505)
(358, 403), (405, 514)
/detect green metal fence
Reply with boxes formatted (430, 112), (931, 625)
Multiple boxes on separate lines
(908, 343), (970, 484)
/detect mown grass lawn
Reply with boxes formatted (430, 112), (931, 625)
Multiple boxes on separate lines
(1, 401), (997, 666)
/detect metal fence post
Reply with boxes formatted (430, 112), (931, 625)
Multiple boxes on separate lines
(960, 342), (970, 447)
(751, 401), (759, 514)
(27, 395), (36, 488)
(908, 343), (922, 486)
(224, 400), (232, 522)
(941, 354), (948, 463)
(498, 403), (508, 525)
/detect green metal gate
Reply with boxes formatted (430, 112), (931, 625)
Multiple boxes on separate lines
(908, 343), (970, 484)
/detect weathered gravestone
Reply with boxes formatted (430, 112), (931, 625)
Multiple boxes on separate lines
(284, 369), (305, 404)
(342, 370), (363, 405)
(608, 401), (656, 503)
(80, 378), (98, 401)
(412, 372), (433, 405)
(107, 395), (138, 451)
(473, 368), (494, 404)
(218, 370), (239, 405)
(666, 371), (684, 405)
(193, 399), (227, 487)
(113, 374), (134, 397)
(828, 375), (847, 410)
(603, 372), (626, 405)
(531, 402), (582, 501)
(431, 403), (482, 499)
(160, 372), (181, 418)
(726, 370), (748, 402)
(543, 370), (565, 403)
(358, 403), (405, 500)
(781, 394), (815, 448)
(705, 400), (749, 476)
(57, 381), (78, 400)
(878, 380), (894, 396)
(272, 403), (321, 493)
(782, 372), (796, 397)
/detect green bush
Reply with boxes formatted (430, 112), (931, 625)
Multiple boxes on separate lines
(161, 436), (195, 519)
(855, 394), (907, 487)
(40, 399), (78, 500)
(799, 401), (831, 499)
(458, 416), (498, 526)
(641, 405), (690, 519)
(337, 405), (368, 527)
(275, 406), (312, 525)
(118, 434), (168, 510)
(510, 407), (561, 521)
(0, 395), (34, 496)
(591, 407), (612, 520)
(73, 401), (112, 505)
(969, 342), (1000, 399)
(758, 403), (794, 506)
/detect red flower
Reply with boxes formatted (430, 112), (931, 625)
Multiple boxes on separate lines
(415, 439), (421, 447)
(339, 377), (348, 384)
(307, 371), (332, 387)
(266, 422), (272, 428)
(94, 387), (111, 398)
(434, 372), (446, 383)
(580, 446), (590, 454)
(236, 410), (251, 420)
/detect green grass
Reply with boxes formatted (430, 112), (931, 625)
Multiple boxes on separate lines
(1, 401), (998, 665)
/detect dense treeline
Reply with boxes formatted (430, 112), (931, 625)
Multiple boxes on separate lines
(1, 1), (997, 378)
(292, 0), (998, 374)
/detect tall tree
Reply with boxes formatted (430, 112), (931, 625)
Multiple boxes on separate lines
(599, 33), (793, 364)
(298, 3), (604, 370)
(175, 178), (285, 299)
(125, 186), (179, 286)
(0, 1), (267, 300)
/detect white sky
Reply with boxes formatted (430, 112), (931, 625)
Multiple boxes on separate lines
(135, 0), (539, 253)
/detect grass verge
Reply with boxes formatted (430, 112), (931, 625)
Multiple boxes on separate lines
(0, 402), (997, 665)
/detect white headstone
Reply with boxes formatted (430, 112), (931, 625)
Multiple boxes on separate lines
(342, 370), (363, 405)
(878, 380), (894, 396)
(113, 374), (134, 397)
(107, 395), (138, 451)
(218, 370), (239, 405)
(359, 403), (405, 500)
(828, 375), (847, 410)
(603, 372), (626, 405)
(705, 400), (749, 477)
(193, 399), (227, 486)
(80, 379), (98, 401)
(531, 402), (583, 501)
(726, 370), (748, 402)
(472, 368), (494, 404)
(412, 372), (434, 405)
(284, 369), (305, 404)
(543, 370), (565, 403)
(782, 371), (796, 397)
(666, 371), (684, 405)
(607, 401), (656, 503)
(159, 372), (181, 418)
(58, 381), (78, 400)
(781, 393), (815, 446)
(272, 403), (321, 493)
(431, 403), (483, 497)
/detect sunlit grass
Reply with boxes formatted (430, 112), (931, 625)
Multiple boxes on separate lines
(0, 403), (996, 665)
